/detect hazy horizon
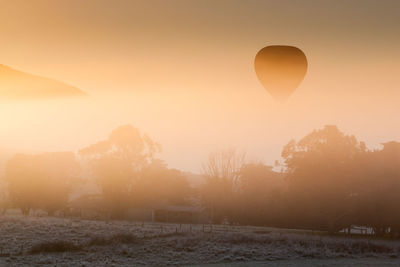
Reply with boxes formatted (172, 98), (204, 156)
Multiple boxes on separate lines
(2, 2), (400, 266)
(1, 0), (399, 172)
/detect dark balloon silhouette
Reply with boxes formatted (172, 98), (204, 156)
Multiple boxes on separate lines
(254, 45), (307, 102)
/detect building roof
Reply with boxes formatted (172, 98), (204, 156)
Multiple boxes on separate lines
(155, 205), (203, 213)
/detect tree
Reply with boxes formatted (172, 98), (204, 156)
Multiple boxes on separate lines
(353, 141), (400, 236)
(4, 152), (80, 215)
(201, 149), (245, 223)
(132, 160), (191, 207)
(79, 125), (160, 218)
(0, 179), (10, 214)
(281, 125), (367, 231)
(236, 163), (283, 226)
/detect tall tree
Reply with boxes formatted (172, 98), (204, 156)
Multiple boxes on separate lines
(281, 125), (367, 231)
(79, 125), (160, 218)
(132, 160), (191, 207)
(236, 163), (283, 226)
(354, 142), (400, 236)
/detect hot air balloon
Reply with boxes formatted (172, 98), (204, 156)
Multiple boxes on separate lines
(254, 45), (307, 102)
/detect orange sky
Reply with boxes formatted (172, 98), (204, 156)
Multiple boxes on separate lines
(0, 0), (399, 171)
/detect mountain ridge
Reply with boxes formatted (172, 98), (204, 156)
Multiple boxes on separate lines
(0, 64), (86, 99)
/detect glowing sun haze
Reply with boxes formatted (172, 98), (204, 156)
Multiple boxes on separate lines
(0, 0), (399, 172)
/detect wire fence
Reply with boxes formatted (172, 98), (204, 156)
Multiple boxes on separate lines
(122, 221), (322, 236)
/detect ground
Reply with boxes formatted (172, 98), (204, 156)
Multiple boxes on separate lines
(1, 213), (400, 266)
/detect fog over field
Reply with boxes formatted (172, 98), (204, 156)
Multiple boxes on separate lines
(0, 89), (398, 173)
(1, 0), (400, 266)
(2, 214), (400, 266)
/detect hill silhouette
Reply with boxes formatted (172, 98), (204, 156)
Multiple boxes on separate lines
(0, 64), (86, 99)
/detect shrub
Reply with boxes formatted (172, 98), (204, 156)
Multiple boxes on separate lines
(30, 240), (81, 254)
(87, 233), (137, 246)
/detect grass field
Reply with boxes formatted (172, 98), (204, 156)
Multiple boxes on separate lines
(1, 212), (400, 266)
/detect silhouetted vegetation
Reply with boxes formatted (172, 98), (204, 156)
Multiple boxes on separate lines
(199, 125), (400, 236)
(4, 152), (80, 215)
(87, 233), (138, 246)
(1, 124), (400, 238)
(29, 233), (137, 254)
(132, 160), (191, 208)
(283, 127), (400, 236)
(201, 149), (245, 223)
(79, 125), (161, 218)
(280, 125), (368, 231)
(235, 163), (283, 226)
(30, 240), (81, 254)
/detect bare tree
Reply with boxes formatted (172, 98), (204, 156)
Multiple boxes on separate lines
(202, 149), (245, 223)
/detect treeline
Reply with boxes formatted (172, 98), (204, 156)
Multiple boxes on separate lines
(202, 125), (400, 237)
(1, 125), (400, 237)
(1, 125), (191, 218)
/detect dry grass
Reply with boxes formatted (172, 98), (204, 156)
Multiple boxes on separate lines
(30, 240), (81, 254)
(2, 214), (399, 266)
(30, 233), (138, 254)
(87, 233), (137, 246)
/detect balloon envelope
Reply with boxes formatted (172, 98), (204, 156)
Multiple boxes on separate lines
(254, 45), (307, 102)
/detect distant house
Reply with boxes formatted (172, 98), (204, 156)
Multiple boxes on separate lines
(67, 194), (106, 219)
(67, 193), (208, 224)
(153, 205), (206, 224)
(125, 208), (154, 222)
